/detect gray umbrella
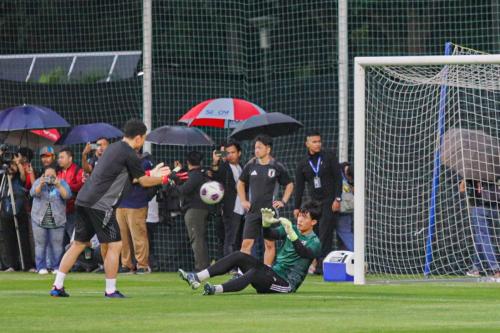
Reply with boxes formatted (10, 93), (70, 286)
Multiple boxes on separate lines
(441, 128), (500, 181)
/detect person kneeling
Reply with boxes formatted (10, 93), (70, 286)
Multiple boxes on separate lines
(178, 200), (321, 295)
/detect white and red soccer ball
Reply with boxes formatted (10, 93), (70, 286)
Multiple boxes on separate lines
(200, 181), (225, 204)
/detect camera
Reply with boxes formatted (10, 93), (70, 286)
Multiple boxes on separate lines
(44, 176), (56, 184)
(0, 144), (14, 163)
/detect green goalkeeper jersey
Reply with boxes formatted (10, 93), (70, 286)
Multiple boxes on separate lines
(273, 226), (321, 292)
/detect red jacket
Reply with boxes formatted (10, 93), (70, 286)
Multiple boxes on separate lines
(57, 164), (84, 215)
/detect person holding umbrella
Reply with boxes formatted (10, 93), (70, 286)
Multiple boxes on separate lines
(460, 180), (500, 277)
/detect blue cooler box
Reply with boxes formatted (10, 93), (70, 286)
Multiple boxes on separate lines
(323, 251), (354, 282)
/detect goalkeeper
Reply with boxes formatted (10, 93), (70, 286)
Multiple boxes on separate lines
(179, 200), (321, 295)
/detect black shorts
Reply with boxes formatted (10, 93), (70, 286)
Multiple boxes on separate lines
(242, 216), (263, 240)
(74, 205), (121, 244)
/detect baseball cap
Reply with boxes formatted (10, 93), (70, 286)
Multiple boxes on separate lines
(39, 146), (55, 156)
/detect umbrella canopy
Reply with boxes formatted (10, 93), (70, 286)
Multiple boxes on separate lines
(0, 129), (60, 150)
(0, 104), (70, 131)
(441, 128), (500, 182)
(178, 98), (266, 129)
(146, 125), (214, 146)
(229, 112), (304, 141)
(55, 123), (124, 146)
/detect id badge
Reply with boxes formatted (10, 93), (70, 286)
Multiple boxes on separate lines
(314, 176), (322, 188)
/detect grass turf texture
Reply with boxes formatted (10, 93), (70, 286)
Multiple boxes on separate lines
(0, 273), (499, 332)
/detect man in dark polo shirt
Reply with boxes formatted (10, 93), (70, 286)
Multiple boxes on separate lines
(50, 118), (170, 298)
(294, 131), (343, 275)
(237, 134), (293, 266)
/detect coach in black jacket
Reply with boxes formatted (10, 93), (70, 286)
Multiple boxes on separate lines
(294, 131), (343, 275)
(170, 151), (209, 271)
(211, 142), (246, 257)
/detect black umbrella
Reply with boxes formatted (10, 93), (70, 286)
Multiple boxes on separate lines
(229, 112), (303, 141)
(55, 123), (124, 146)
(146, 125), (215, 146)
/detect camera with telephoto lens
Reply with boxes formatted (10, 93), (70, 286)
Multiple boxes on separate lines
(44, 176), (56, 185)
(0, 144), (14, 172)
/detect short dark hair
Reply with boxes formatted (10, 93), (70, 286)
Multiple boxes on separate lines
(96, 137), (109, 143)
(44, 165), (57, 175)
(16, 147), (34, 162)
(299, 200), (322, 221)
(254, 134), (273, 149)
(224, 141), (241, 152)
(123, 118), (147, 139)
(306, 130), (321, 139)
(346, 165), (354, 180)
(59, 147), (74, 158)
(186, 150), (203, 166)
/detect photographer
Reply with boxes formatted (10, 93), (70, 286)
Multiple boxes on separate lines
(0, 159), (36, 272)
(30, 166), (71, 274)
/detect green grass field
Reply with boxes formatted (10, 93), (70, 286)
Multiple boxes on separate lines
(0, 272), (499, 332)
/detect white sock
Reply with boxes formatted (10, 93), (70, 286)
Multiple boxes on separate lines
(214, 285), (223, 293)
(105, 279), (117, 294)
(54, 272), (66, 289)
(197, 269), (210, 282)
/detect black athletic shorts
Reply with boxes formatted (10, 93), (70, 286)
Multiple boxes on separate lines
(74, 205), (121, 244)
(242, 216), (263, 240)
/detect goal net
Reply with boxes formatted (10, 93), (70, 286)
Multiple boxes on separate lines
(354, 52), (500, 283)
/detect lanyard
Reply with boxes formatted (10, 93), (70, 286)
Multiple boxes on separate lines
(308, 156), (321, 177)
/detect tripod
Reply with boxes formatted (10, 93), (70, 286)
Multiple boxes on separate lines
(0, 170), (25, 270)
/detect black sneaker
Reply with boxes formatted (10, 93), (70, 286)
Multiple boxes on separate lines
(134, 268), (150, 275)
(50, 285), (69, 297)
(104, 290), (129, 298)
(118, 267), (134, 274)
(203, 282), (215, 296)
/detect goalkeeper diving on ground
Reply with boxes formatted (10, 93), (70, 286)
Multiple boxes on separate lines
(178, 200), (321, 295)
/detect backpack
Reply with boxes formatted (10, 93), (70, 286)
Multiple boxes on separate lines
(340, 173), (354, 214)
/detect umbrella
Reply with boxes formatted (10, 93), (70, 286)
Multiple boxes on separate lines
(178, 98), (266, 129)
(229, 112), (304, 141)
(441, 128), (500, 182)
(0, 129), (60, 150)
(55, 123), (124, 146)
(0, 104), (70, 131)
(146, 125), (214, 146)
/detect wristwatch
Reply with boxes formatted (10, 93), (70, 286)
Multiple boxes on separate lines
(335, 197), (342, 202)
(281, 200), (287, 205)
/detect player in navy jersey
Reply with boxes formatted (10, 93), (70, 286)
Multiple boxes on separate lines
(237, 134), (293, 265)
(179, 200), (321, 295)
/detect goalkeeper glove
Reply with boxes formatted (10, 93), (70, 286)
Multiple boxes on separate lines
(168, 171), (189, 184)
(261, 208), (280, 227)
(145, 162), (165, 177)
(279, 217), (298, 241)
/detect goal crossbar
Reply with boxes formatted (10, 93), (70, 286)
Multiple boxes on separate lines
(353, 54), (500, 284)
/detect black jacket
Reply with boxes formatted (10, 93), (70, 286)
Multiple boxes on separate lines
(294, 148), (342, 209)
(171, 168), (208, 213)
(211, 161), (244, 217)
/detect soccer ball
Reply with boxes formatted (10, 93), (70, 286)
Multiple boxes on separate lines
(200, 181), (225, 204)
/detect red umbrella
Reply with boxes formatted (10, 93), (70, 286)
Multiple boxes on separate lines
(179, 98), (266, 129)
(0, 129), (60, 150)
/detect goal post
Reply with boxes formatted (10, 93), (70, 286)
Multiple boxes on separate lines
(354, 54), (500, 284)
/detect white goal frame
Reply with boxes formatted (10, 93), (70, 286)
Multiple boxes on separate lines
(353, 54), (500, 284)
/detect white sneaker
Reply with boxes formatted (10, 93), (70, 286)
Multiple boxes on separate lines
(38, 269), (49, 275)
(52, 269), (59, 275)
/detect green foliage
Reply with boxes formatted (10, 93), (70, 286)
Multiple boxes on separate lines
(38, 67), (67, 84)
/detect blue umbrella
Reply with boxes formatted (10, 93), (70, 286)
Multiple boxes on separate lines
(0, 104), (70, 131)
(55, 123), (124, 145)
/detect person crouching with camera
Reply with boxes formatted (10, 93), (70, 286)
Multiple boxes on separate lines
(30, 166), (71, 275)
